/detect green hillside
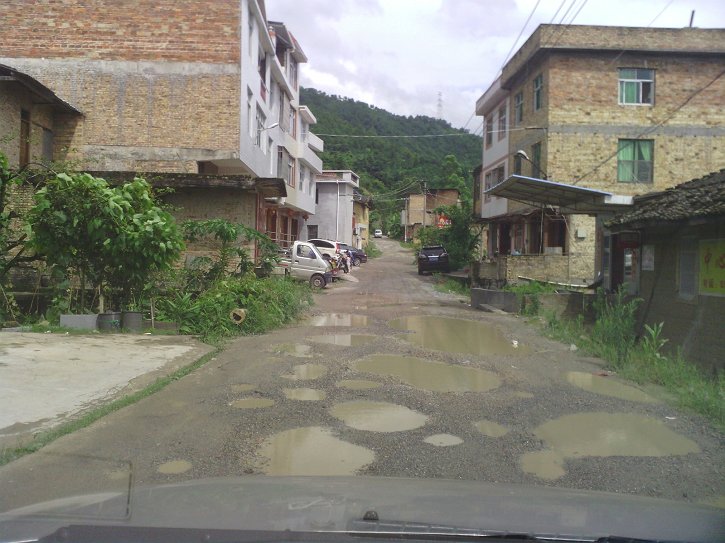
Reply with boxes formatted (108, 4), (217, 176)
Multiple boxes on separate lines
(299, 88), (481, 202)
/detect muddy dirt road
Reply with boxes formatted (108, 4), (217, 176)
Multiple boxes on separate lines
(1, 239), (723, 511)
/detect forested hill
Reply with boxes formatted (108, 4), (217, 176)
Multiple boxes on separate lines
(299, 87), (481, 197)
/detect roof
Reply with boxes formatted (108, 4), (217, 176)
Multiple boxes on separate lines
(607, 169), (725, 228)
(486, 175), (633, 214)
(84, 172), (287, 197)
(268, 21), (307, 62)
(0, 64), (81, 115)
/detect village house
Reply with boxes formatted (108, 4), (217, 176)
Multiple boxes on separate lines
(401, 188), (460, 242)
(474, 24), (725, 285)
(305, 170), (360, 246)
(0, 0), (322, 260)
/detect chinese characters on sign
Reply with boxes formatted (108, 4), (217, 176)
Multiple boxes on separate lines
(699, 239), (725, 297)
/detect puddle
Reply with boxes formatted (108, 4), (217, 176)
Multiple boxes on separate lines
(389, 316), (530, 355)
(520, 412), (700, 480)
(283, 388), (326, 401)
(157, 460), (192, 474)
(353, 354), (500, 392)
(309, 334), (376, 347)
(230, 383), (256, 393)
(513, 391), (534, 399)
(256, 426), (374, 475)
(424, 433), (463, 447)
(230, 398), (275, 409)
(566, 372), (658, 403)
(307, 313), (369, 327)
(329, 400), (428, 432)
(474, 420), (509, 437)
(336, 379), (382, 390)
(281, 364), (328, 381)
(270, 343), (313, 358)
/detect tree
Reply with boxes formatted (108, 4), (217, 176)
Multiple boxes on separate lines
(416, 201), (481, 270)
(29, 173), (183, 311)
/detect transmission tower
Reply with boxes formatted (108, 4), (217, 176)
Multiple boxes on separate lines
(436, 92), (443, 119)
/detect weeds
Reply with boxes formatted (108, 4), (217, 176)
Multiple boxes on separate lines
(433, 275), (470, 296)
(366, 240), (382, 258)
(505, 281), (557, 316)
(540, 288), (723, 428)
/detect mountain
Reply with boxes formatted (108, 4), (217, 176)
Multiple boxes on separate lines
(299, 88), (481, 200)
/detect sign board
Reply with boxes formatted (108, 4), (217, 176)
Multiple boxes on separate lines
(436, 214), (451, 229)
(699, 239), (725, 297)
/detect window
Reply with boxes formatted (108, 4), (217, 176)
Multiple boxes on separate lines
(617, 139), (653, 183)
(619, 68), (654, 105)
(248, 10), (254, 57)
(514, 92), (523, 124)
(277, 147), (291, 183)
(255, 107), (265, 147)
(485, 119), (493, 147)
(513, 154), (522, 175)
(19, 109), (30, 167)
(42, 128), (53, 162)
(484, 165), (504, 203)
(531, 142), (542, 178)
(497, 105), (506, 140)
(307, 225), (318, 239)
(247, 90), (254, 138)
(679, 239), (697, 299)
(533, 74), (543, 111)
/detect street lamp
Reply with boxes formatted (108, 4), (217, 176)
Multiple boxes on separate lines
(514, 149), (547, 180)
(258, 122), (279, 131)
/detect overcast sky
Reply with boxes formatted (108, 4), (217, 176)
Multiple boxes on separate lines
(265, 0), (725, 132)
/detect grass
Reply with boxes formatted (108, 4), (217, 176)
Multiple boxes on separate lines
(398, 240), (415, 250)
(543, 309), (724, 430)
(433, 275), (470, 296)
(0, 347), (221, 466)
(366, 240), (382, 258)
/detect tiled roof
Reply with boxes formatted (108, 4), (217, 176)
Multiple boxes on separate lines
(607, 169), (725, 226)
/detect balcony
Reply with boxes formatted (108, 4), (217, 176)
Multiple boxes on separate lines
(304, 131), (324, 153)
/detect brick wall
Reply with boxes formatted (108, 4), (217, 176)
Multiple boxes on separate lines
(1, 0), (240, 63)
(0, 0), (242, 172)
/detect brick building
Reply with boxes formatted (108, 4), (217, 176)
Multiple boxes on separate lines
(0, 0), (322, 253)
(401, 188), (460, 242)
(474, 25), (725, 285)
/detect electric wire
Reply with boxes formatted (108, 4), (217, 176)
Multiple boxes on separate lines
(498, 0), (543, 73)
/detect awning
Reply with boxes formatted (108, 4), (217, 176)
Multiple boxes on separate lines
(486, 175), (633, 215)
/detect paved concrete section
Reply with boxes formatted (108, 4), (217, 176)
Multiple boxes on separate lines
(0, 333), (212, 447)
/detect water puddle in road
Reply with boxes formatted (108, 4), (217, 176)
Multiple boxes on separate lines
(329, 401), (428, 432)
(309, 334), (376, 347)
(283, 388), (326, 401)
(307, 313), (369, 327)
(474, 420), (509, 437)
(566, 372), (658, 403)
(230, 398), (276, 409)
(281, 363), (328, 381)
(256, 426), (375, 475)
(157, 460), (192, 474)
(230, 383), (256, 393)
(270, 343), (313, 358)
(513, 391), (534, 399)
(389, 316), (531, 356)
(520, 412), (700, 480)
(424, 434), (463, 446)
(336, 379), (382, 390)
(353, 354), (501, 393)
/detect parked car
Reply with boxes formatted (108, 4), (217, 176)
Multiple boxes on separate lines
(276, 241), (333, 288)
(374, 229), (383, 238)
(417, 245), (450, 275)
(307, 238), (341, 258)
(339, 243), (367, 266)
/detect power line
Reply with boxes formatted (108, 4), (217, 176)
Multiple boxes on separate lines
(315, 132), (478, 139)
(499, 0), (543, 73)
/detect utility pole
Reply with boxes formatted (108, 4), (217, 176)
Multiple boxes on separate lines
(422, 182), (427, 229)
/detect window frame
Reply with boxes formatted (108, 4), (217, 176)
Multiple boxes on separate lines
(485, 118), (493, 147)
(533, 74), (543, 112)
(514, 92), (523, 125)
(618, 68), (654, 106)
(617, 139), (654, 183)
(497, 105), (507, 140)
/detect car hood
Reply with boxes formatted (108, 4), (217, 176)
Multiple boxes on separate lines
(1, 476), (722, 542)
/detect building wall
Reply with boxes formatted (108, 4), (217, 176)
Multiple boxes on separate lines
(305, 182), (355, 244)
(637, 220), (725, 373)
(353, 202), (370, 248)
(0, 0), (242, 172)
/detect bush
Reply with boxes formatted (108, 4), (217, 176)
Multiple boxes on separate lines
(505, 281), (557, 316)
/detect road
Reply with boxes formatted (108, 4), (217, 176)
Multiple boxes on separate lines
(1, 239), (723, 511)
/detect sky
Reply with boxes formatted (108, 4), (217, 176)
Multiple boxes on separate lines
(264, 0), (725, 132)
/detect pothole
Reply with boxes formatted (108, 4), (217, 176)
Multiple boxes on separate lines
(354, 354), (500, 392)
(283, 388), (326, 401)
(256, 426), (375, 475)
(329, 400), (428, 432)
(230, 398), (275, 409)
(424, 433), (463, 446)
(473, 420), (509, 437)
(520, 412), (700, 480)
(307, 313), (369, 327)
(281, 363), (328, 381)
(566, 372), (658, 403)
(389, 315), (530, 355)
(270, 343), (313, 358)
(230, 383), (256, 393)
(308, 334), (376, 347)
(157, 460), (192, 474)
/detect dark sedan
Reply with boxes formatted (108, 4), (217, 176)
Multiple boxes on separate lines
(340, 244), (368, 266)
(417, 245), (450, 274)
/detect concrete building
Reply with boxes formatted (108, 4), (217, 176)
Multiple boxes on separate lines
(306, 171), (360, 245)
(0, 0), (322, 251)
(474, 25), (725, 285)
(353, 194), (372, 249)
